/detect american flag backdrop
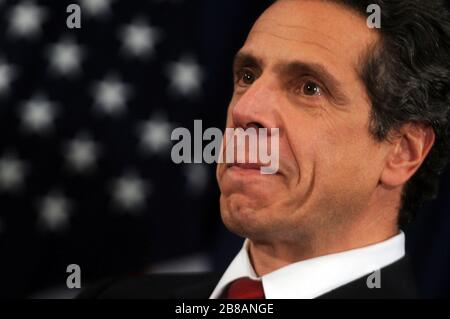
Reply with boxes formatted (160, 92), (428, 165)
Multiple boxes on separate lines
(0, 0), (272, 297)
(0, 0), (449, 298)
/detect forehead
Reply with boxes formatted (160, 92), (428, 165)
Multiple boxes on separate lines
(243, 0), (378, 79)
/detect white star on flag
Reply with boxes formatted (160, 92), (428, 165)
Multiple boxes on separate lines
(167, 56), (204, 98)
(20, 95), (57, 133)
(120, 18), (161, 58)
(184, 164), (209, 196)
(38, 192), (72, 232)
(47, 37), (84, 77)
(65, 133), (100, 173)
(8, 1), (47, 39)
(138, 113), (173, 155)
(0, 59), (17, 96)
(92, 75), (131, 116)
(111, 172), (150, 212)
(80, 0), (113, 17)
(0, 153), (27, 192)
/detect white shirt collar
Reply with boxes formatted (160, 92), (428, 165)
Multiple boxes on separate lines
(210, 231), (405, 299)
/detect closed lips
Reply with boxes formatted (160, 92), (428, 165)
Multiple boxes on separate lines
(230, 163), (263, 170)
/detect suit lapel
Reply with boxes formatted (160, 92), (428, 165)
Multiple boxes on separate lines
(317, 256), (419, 299)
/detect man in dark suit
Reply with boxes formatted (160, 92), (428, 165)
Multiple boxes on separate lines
(79, 0), (450, 299)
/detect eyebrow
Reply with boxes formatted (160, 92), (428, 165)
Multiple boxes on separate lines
(233, 52), (264, 72)
(233, 51), (350, 106)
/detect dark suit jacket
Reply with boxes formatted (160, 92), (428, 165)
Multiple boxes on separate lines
(77, 256), (419, 299)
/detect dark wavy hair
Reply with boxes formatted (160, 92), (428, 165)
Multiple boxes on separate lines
(274, 0), (450, 227)
(336, 0), (450, 227)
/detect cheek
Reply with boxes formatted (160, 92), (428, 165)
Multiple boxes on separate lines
(318, 105), (374, 159)
(288, 108), (378, 187)
(284, 117), (321, 185)
(316, 124), (382, 194)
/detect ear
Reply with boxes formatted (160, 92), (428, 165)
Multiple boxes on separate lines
(380, 123), (435, 187)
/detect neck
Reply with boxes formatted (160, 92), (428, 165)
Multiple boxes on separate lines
(247, 208), (399, 277)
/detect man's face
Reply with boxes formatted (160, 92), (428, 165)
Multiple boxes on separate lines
(216, 0), (387, 241)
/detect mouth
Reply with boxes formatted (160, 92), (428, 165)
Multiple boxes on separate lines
(226, 164), (264, 178)
(228, 163), (262, 170)
(225, 162), (281, 176)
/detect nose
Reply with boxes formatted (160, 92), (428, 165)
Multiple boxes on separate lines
(231, 79), (279, 131)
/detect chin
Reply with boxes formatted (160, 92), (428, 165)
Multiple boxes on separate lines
(219, 195), (277, 239)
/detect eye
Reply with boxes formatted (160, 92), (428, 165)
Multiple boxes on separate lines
(236, 68), (256, 86)
(299, 80), (322, 96)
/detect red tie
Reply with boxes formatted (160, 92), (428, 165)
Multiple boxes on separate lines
(224, 277), (265, 299)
